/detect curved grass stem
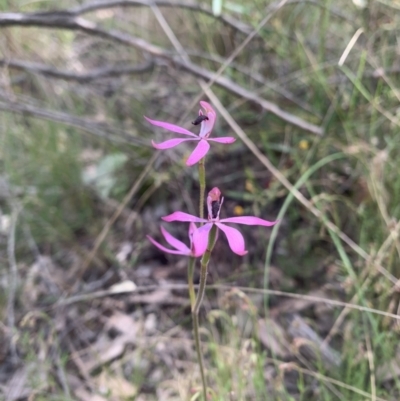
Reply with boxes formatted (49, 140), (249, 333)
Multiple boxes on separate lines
(192, 308), (207, 400)
(187, 257), (196, 309)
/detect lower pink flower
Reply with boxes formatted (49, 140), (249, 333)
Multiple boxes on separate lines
(162, 187), (278, 256)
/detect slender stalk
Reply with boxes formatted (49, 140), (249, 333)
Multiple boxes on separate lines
(192, 309), (207, 400)
(198, 158), (206, 220)
(191, 155), (206, 398)
(187, 257), (196, 308)
(192, 225), (218, 400)
(193, 226), (217, 314)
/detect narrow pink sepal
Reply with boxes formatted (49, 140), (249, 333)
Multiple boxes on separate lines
(207, 137), (236, 144)
(146, 235), (189, 256)
(160, 226), (189, 253)
(220, 216), (278, 226)
(186, 139), (210, 166)
(192, 223), (213, 257)
(162, 211), (207, 223)
(144, 116), (197, 137)
(151, 138), (196, 150)
(216, 223), (248, 256)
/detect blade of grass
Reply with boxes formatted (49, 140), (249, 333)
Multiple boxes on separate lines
(263, 152), (346, 307)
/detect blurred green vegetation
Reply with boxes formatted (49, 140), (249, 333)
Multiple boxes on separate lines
(1, 0), (400, 400)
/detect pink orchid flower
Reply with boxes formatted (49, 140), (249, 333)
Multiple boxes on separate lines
(144, 101), (236, 166)
(162, 187), (278, 256)
(147, 222), (204, 257)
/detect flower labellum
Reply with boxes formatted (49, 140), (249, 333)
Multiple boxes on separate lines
(207, 186), (223, 219)
(144, 101), (235, 166)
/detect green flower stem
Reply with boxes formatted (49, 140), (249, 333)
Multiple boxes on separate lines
(192, 311), (206, 399)
(192, 224), (218, 400)
(193, 225), (217, 314)
(198, 158), (206, 220)
(187, 257), (196, 309)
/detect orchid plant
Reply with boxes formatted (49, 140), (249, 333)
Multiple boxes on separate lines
(145, 101), (235, 166)
(145, 101), (277, 400)
(163, 187), (277, 256)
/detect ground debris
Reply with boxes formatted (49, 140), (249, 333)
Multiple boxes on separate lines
(376, 348), (400, 382)
(284, 314), (341, 368)
(80, 312), (140, 372)
(2, 362), (48, 401)
(258, 318), (291, 359)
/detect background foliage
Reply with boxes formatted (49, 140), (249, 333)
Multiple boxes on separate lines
(1, 0), (400, 400)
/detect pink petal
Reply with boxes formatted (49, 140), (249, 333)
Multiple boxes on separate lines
(199, 101), (216, 138)
(162, 211), (207, 223)
(192, 223), (213, 257)
(199, 117), (215, 138)
(199, 101), (215, 112)
(220, 216), (278, 226)
(160, 226), (190, 253)
(151, 138), (197, 150)
(144, 116), (197, 137)
(208, 137), (236, 144)
(147, 235), (189, 256)
(186, 139), (210, 166)
(188, 222), (197, 238)
(215, 223), (248, 256)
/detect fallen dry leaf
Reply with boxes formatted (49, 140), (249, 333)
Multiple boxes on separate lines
(83, 312), (140, 372)
(4, 362), (48, 401)
(69, 374), (108, 401)
(4, 367), (31, 401)
(258, 318), (290, 359)
(98, 371), (137, 399)
(286, 314), (341, 368)
(109, 280), (137, 294)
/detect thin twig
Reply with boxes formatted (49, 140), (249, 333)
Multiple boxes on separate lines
(54, 347), (71, 398)
(0, 2), (250, 34)
(54, 282), (400, 322)
(365, 330), (376, 401)
(1, 0), (352, 34)
(6, 205), (21, 361)
(155, 0), (321, 135)
(0, 97), (147, 147)
(3, 51), (319, 116)
(279, 362), (388, 401)
(0, 58), (154, 82)
(322, 227), (397, 348)
(73, 0), (255, 35)
(0, 10), (323, 135)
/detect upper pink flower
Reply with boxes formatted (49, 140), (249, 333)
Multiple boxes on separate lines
(147, 222), (204, 257)
(144, 101), (236, 166)
(162, 187), (278, 256)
